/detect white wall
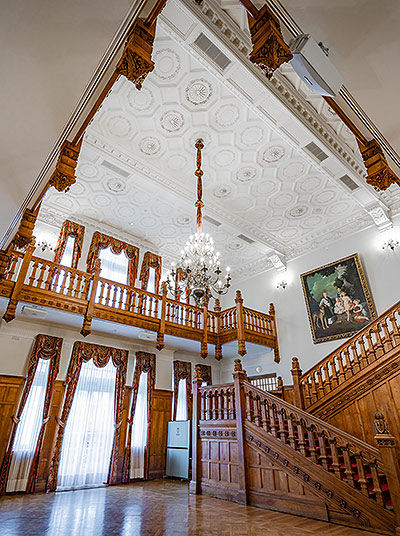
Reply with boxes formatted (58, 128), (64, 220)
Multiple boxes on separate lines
(236, 219), (400, 383)
(0, 316), (220, 391)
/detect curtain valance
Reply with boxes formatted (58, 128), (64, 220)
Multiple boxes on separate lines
(87, 231), (139, 286)
(54, 220), (85, 269)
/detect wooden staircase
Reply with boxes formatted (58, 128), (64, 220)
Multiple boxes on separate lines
(288, 300), (400, 447)
(190, 360), (400, 534)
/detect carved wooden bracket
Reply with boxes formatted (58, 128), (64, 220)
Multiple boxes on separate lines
(247, 5), (293, 80)
(116, 18), (156, 90)
(358, 139), (399, 191)
(49, 140), (80, 192)
(12, 208), (39, 250)
(0, 250), (10, 280)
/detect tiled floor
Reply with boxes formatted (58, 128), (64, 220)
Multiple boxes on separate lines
(0, 480), (383, 536)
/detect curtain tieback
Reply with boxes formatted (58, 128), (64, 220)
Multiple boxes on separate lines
(56, 416), (65, 428)
(12, 415), (20, 424)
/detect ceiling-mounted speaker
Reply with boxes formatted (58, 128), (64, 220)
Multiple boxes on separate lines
(289, 34), (343, 97)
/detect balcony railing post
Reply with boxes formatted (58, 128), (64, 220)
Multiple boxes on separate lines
(0, 250), (10, 281)
(269, 303), (280, 363)
(291, 357), (304, 409)
(374, 412), (400, 530)
(214, 298), (223, 361)
(80, 259), (101, 337)
(156, 282), (167, 350)
(3, 238), (36, 323)
(235, 290), (247, 357)
(200, 295), (209, 359)
(190, 365), (203, 495)
(232, 358), (249, 505)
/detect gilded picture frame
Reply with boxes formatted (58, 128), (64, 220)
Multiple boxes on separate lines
(300, 253), (377, 344)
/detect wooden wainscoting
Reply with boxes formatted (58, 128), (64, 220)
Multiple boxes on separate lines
(148, 389), (172, 480)
(0, 375), (24, 463)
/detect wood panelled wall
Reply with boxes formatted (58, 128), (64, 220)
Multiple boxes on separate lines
(0, 375), (172, 492)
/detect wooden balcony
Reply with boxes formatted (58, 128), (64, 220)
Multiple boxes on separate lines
(0, 248), (279, 360)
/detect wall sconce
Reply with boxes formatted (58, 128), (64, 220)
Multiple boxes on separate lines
(382, 238), (399, 252)
(276, 280), (288, 290)
(36, 234), (56, 252)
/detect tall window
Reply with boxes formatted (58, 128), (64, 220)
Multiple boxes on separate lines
(6, 359), (51, 492)
(59, 236), (75, 267)
(130, 372), (148, 479)
(98, 247), (129, 284)
(57, 359), (116, 490)
(175, 378), (188, 421)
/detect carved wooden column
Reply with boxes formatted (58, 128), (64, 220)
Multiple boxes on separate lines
(214, 298), (223, 361)
(358, 139), (399, 191)
(374, 412), (400, 532)
(291, 357), (304, 410)
(156, 282), (167, 350)
(49, 140), (80, 192)
(232, 358), (248, 505)
(3, 239), (36, 322)
(247, 4), (293, 80)
(80, 259), (101, 336)
(200, 296), (209, 359)
(235, 290), (247, 357)
(190, 365), (203, 495)
(11, 207), (39, 251)
(269, 303), (280, 363)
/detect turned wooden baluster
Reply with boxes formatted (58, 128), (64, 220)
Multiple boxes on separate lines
(277, 408), (288, 443)
(354, 453), (369, 496)
(218, 390), (225, 420)
(310, 372), (318, 403)
(260, 400), (269, 432)
(5, 254), (18, 281)
(365, 330), (375, 362)
(287, 414), (296, 449)
(211, 390), (218, 420)
(200, 391), (206, 420)
(228, 388), (235, 419)
(381, 319), (393, 352)
(320, 363), (331, 393)
(358, 336), (368, 368)
(296, 419), (307, 456)
(58, 269), (68, 295)
(252, 394), (260, 427)
(37, 263), (48, 290)
(48, 266), (60, 291)
(389, 312), (400, 345)
(374, 325), (385, 357)
(245, 390), (253, 422)
(205, 391), (212, 420)
(28, 260), (39, 286)
(306, 425), (318, 462)
(222, 389), (229, 419)
(329, 438), (342, 478)
(329, 358), (340, 388)
(342, 347), (353, 379)
(317, 431), (329, 470)
(66, 272), (76, 297)
(302, 378), (312, 408)
(341, 445), (355, 487)
(315, 369), (325, 398)
(268, 404), (278, 437)
(370, 462), (384, 506)
(336, 353), (346, 384)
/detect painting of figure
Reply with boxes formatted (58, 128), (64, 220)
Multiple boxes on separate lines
(300, 254), (376, 344)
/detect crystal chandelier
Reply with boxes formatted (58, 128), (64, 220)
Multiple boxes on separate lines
(166, 139), (231, 300)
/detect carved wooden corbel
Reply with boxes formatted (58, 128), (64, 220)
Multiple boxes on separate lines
(11, 207), (39, 250)
(358, 139), (399, 191)
(247, 5), (293, 80)
(116, 18), (156, 90)
(49, 140), (80, 192)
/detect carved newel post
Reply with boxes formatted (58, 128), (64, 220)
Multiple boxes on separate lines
(269, 303), (280, 363)
(190, 365), (204, 495)
(235, 290), (247, 357)
(291, 357), (304, 410)
(374, 412), (400, 532)
(214, 298), (223, 361)
(232, 358), (249, 505)
(81, 259), (101, 337)
(200, 295), (209, 359)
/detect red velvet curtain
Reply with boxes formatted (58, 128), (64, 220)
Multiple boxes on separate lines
(0, 334), (63, 495)
(54, 220), (85, 269)
(46, 341), (128, 491)
(172, 360), (192, 420)
(139, 251), (162, 293)
(87, 231), (139, 286)
(122, 351), (156, 483)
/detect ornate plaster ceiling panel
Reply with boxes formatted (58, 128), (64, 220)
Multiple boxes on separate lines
(39, 21), (384, 281)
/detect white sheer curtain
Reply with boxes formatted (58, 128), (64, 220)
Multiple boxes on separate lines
(96, 247), (129, 306)
(57, 359), (116, 490)
(144, 267), (156, 316)
(59, 236), (75, 267)
(130, 371), (148, 479)
(175, 378), (188, 421)
(6, 359), (51, 492)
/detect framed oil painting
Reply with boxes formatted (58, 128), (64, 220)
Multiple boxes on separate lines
(300, 253), (376, 344)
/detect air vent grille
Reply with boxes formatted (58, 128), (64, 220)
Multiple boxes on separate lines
(338, 174), (359, 191)
(101, 160), (130, 178)
(193, 33), (231, 71)
(204, 215), (222, 227)
(237, 234), (255, 244)
(304, 142), (329, 162)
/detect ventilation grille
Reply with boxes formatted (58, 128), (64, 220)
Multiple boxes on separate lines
(204, 214), (222, 227)
(193, 33), (231, 71)
(237, 234), (255, 244)
(304, 142), (329, 162)
(101, 160), (130, 177)
(338, 174), (359, 191)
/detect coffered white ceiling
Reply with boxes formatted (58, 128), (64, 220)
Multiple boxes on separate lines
(38, 0), (400, 281)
